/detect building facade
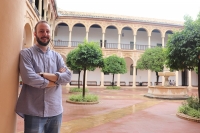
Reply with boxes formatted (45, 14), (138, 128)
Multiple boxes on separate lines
(0, 0), (197, 132)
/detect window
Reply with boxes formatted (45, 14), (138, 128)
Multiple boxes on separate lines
(130, 64), (133, 75)
(100, 40), (107, 48)
(157, 43), (162, 47)
(130, 64), (137, 75)
(130, 41), (134, 50)
(104, 72), (109, 75)
(73, 70), (79, 74)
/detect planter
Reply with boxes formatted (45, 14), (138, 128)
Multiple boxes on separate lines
(176, 112), (200, 123)
(66, 99), (99, 105)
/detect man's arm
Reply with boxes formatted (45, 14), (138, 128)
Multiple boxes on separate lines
(54, 53), (72, 85)
(20, 50), (49, 88)
(39, 67), (66, 82)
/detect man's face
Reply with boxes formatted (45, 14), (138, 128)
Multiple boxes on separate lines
(34, 23), (51, 46)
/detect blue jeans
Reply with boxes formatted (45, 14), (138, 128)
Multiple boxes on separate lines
(24, 114), (62, 133)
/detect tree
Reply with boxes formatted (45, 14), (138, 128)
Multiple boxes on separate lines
(74, 40), (104, 98)
(66, 49), (83, 88)
(102, 55), (127, 86)
(136, 47), (166, 85)
(165, 13), (200, 100)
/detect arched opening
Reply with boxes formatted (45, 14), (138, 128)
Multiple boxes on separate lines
(136, 28), (148, 50)
(88, 24), (102, 47)
(54, 22), (69, 47)
(72, 23), (86, 47)
(105, 25), (118, 49)
(121, 27), (133, 50)
(151, 29), (161, 48)
(165, 30), (173, 46)
(23, 23), (32, 49)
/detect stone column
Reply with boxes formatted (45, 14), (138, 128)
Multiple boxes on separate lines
(101, 72), (104, 87)
(86, 31), (88, 41)
(43, 9), (47, 21)
(0, 1), (25, 133)
(118, 34), (121, 49)
(176, 71), (179, 86)
(32, 0), (35, 7)
(102, 32), (105, 48)
(38, 0), (42, 19)
(68, 31), (72, 47)
(148, 36), (151, 48)
(188, 70), (192, 87)
(133, 34), (136, 50)
(148, 70), (151, 86)
(117, 74), (120, 86)
(162, 36), (165, 47)
(132, 65), (136, 87)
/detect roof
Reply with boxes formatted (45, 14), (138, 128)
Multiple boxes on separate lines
(57, 8), (184, 26)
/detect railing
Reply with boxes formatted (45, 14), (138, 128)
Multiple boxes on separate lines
(121, 43), (134, 50)
(71, 41), (83, 47)
(34, 6), (40, 18)
(105, 43), (118, 49)
(28, 0), (33, 5)
(53, 41), (153, 51)
(54, 40), (69, 47)
(135, 44), (149, 50)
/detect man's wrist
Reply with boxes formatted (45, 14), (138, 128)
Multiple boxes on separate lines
(40, 72), (44, 77)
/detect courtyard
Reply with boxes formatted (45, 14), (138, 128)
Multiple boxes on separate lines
(17, 86), (199, 133)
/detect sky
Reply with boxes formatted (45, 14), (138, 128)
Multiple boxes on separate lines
(56, 0), (200, 22)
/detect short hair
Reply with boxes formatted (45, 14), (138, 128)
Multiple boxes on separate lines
(34, 20), (50, 32)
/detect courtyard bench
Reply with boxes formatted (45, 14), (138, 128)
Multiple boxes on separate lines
(115, 81), (126, 86)
(87, 81), (97, 86)
(70, 80), (82, 86)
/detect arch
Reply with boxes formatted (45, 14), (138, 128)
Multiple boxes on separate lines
(121, 26), (134, 41)
(88, 24), (102, 43)
(121, 26), (134, 34)
(71, 23), (86, 43)
(23, 23), (33, 49)
(54, 21), (69, 31)
(72, 23), (86, 29)
(105, 25), (119, 33)
(89, 24), (103, 33)
(165, 30), (173, 35)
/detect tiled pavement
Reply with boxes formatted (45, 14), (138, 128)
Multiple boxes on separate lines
(17, 87), (199, 133)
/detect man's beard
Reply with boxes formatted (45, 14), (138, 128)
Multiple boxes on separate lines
(36, 36), (50, 46)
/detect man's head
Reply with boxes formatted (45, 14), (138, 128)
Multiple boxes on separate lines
(34, 21), (51, 46)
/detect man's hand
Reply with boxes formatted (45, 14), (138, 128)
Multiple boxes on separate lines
(46, 81), (57, 88)
(59, 67), (66, 73)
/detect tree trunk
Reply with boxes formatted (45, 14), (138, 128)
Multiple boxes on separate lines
(198, 60), (200, 102)
(82, 68), (86, 98)
(156, 72), (159, 85)
(112, 74), (115, 86)
(78, 71), (81, 88)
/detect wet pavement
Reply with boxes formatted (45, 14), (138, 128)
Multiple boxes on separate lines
(17, 87), (199, 133)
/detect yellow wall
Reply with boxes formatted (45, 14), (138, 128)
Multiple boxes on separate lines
(0, 1), (25, 132)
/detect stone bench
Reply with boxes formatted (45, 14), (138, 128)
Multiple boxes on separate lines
(115, 81), (126, 86)
(100, 81), (112, 86)
(129, 82), (142, 86)
(87, 81), (97, 86)
(70, 80), (82, 85)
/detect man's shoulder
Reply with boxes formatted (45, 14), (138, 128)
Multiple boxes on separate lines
(20, 46), (34, 55)
(50, 50), (62, 57)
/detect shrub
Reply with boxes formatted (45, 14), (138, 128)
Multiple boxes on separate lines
(69, 87), (89, 93)
(69, 94), (98, 102)
(106, 86), (120, 90)
(178, 96), (200, 118)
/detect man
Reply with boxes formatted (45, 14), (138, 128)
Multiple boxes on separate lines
(16, 21), (71, 133)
